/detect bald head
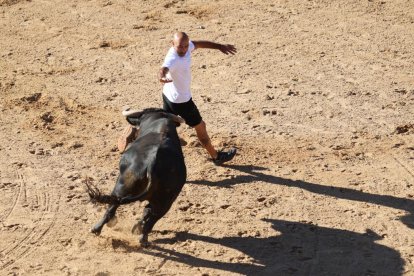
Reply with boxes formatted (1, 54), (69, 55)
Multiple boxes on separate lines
(173, 32), (189, 42)
(172, 32), (190, 57)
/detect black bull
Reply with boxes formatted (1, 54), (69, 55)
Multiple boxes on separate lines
(86, 108), (186, 246)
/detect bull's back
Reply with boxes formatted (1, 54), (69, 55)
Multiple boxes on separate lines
(153, 137), (186, 188)
(117, 131), (186, 199)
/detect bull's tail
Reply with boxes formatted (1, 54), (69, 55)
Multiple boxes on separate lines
(85, 181), (121, 205)
(85, 171), (153, 206)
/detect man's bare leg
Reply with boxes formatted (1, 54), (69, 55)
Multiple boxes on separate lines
(194, 121), (237, 164)
(194, 120), (217, 159)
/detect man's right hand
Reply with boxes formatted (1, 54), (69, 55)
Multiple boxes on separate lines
(160, 77), (173, 83)
(159, 67), (172, 83)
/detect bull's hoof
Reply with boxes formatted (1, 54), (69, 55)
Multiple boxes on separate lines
(138, 234), (149, 247)
(107, 216), (118, 228)
(91, 227), (102, 236)
(131, 220), (144, 235)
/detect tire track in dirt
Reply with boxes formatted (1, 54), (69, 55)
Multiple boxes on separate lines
(0, 170), (61, 271)
(392, 155), (414, 180)
(0, 172), (26, 223)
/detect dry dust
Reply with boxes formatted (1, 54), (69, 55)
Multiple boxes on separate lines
(1, 0), (413, 275)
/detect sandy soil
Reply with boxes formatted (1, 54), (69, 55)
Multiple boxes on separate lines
(1, 0), (413, 275)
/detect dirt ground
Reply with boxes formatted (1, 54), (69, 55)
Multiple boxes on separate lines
(1, 0), (413, 275)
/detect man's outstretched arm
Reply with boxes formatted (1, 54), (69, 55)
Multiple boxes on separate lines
(192, 40), (237, 55)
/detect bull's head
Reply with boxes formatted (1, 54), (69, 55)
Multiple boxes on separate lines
(123, 107), (184, 127)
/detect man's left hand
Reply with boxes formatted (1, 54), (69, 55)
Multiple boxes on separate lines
(219, 44), (237, 55)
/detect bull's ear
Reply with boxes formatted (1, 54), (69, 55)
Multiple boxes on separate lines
(126, 116), (141, 126)
(123, 107), (142, 127)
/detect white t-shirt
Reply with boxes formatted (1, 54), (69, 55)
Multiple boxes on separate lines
(162, 41), (195, 103)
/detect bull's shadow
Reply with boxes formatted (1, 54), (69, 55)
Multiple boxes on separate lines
(147, 219), (404, 275)
(189, 165), (414, 229)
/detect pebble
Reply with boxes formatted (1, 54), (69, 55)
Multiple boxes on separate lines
(287, 89), (299, 96)
(237, 89), (252, 94)
(69, 142), (83, 149)
(35, 148), (45, 155)
(99, 41), (110, 48)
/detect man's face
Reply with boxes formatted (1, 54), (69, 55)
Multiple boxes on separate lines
(173, 38), (189, 57)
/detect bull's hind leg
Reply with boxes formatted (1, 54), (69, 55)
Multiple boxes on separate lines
(91, 204), (119, 235)
(134, 201), (172, 246)
(131, 204), (151, 244)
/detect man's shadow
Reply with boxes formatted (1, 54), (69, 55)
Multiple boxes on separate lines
(189, 164), (414, 229)
(143, 219), (404, 275)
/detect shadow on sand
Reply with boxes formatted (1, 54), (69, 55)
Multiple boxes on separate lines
(188, 164), (414, 230)
(141, 219), (404, 275)
(111, 165), (408, 275)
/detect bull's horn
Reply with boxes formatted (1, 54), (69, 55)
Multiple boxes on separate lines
(122, 107), (141, 117)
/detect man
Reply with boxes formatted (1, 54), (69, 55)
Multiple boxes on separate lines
(119, 32), (237, 165)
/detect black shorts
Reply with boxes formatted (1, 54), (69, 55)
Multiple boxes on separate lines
(162, 94), (202, 127)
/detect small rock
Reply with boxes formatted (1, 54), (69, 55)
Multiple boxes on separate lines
(40, 112), (54, 124)
(394, 88), (407, 94)
(99, 41), (110, 48)
(69, 142), (83, 149)
(35, 148), (45, 155)
(96, 77), (105, 83)
(287, 89), (299, 96)
(237, 89), (252, 94)
(51, 142), (64, 148)
(394, 124), (413, 134)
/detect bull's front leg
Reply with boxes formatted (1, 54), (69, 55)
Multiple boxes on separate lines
(91, 204), (119, 235)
